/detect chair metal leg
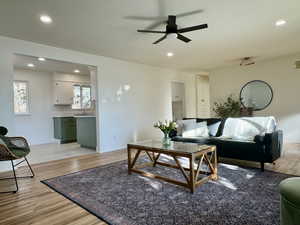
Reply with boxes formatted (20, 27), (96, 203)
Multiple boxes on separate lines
(24, 157), (35, 177)
(11, 160), (19, 193)
(0, 157), (35, 194)
(0, 160), (19, 194)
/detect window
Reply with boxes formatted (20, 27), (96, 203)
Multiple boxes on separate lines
(72, 85), (81, 109)
(13, 81), (29, 114)
(72, 85), (91, 109)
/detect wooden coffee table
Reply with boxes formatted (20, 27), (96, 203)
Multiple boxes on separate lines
(127, 140), (218, 193)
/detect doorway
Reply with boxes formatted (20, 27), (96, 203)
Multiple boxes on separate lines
(196, 75), (211, 118)
(171, 81), (186, 121)
(12, 54), (99, 164)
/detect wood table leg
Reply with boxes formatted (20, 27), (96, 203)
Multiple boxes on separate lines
(127, 147), (132, 175)
(212, 149), (218, 180)
(153, 153), (161, 167)
(189, 155), (195, 193)
(128, 148), (142, 175)
(131, 150), (141, 169)
(145, 151), (154, 162)
(172, 156), (190, 185)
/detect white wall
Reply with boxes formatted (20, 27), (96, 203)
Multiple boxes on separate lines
(97, 60), (196, 151)
(209, 53), (300, 143)
(0, 35), (196, 163)
(14, 69), (55, 145)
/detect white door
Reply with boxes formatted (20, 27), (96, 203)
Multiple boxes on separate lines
(196, 75), (210, 118)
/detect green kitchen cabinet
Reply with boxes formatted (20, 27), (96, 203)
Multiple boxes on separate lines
(75, 116), (96, 149)
(53, 117), (77, 143)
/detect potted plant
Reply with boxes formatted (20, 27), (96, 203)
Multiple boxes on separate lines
(213, 94), (241, 118)
(154, 120), (177, 146)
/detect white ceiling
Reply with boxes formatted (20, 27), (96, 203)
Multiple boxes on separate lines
(1, 0), (300, 71)
(13, 54), (91, 75)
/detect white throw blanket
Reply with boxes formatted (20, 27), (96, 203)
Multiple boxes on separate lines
(221, 117), (277, 141)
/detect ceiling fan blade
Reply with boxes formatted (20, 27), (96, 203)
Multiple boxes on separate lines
(178, 24), (208, 33)
(137, 30), (166, 34)
(125, 16), (166, 21)
(153, 34), (168, 44)
(177, 34), (191, 43)
(176, 9), (204, 18)
(146, 20), (168, 30)
(145, 0), (167, 30)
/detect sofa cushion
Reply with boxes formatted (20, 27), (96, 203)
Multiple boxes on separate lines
(211, 136), (255, 144)
(210, 137), (266, 162)
(182, 120), (209, 138)
(10, 147), (30, 158)
(172, 136), (210, 144)
(221, 117), (277, 141)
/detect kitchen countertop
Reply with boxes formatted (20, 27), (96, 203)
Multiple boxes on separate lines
(53, 113), (96, 118)
(53, 115), (75, 118)
(74, 115), (96, 118)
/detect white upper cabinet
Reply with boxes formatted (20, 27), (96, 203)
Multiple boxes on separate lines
(53, 81), (73, 105)
(171, 82), (185, 102)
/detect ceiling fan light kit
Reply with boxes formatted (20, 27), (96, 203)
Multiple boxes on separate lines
(167, 33), (178, 39)
(137, 15), (208, 44)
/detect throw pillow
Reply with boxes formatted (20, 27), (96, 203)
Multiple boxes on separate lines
(181, 119), (197, 137)
(176, 120), (184, 136)
(182, 121), (209, 138)
(208, 121), (221, 137)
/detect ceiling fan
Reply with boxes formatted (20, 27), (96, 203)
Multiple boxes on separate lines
(137, 15), (208, 44)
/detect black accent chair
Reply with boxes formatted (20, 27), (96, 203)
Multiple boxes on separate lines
(0, 126), (35, 193)
(171, 118), (283, 171)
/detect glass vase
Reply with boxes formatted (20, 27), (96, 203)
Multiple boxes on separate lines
(162, 133), (171, 146)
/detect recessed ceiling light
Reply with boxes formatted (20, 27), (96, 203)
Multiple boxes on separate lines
(74, 69), (80, 73)
(124, 84), (131, 91)
(27, 63), (35, 68)
(40, 15), (52, 24)
(167, 52), (174, 57)
(275, 19), (287, 27)
(38, 57), (46, 61)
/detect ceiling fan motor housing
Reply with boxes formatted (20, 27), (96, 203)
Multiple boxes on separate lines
(166, 15), (178, 34)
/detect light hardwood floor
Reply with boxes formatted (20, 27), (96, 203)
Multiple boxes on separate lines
(28, 142), (96, 165)
(0, 150), (127, 225)
(0, 144), (300, 225)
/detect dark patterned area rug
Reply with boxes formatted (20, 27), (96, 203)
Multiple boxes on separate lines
(42, 157), (291, 225)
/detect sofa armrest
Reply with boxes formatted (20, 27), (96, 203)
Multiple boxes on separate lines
(254, 130), (283, 162)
